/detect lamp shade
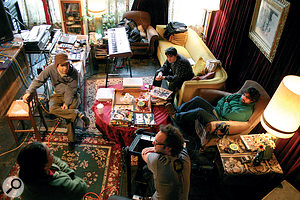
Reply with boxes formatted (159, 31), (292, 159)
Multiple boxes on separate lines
(261, 75), (300, 138)
(88, 0), (106, 13)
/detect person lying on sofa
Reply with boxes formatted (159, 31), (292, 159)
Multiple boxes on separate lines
(192, 59), (222, 80)
(153, 47), (194, 93)
(165, 87), (260, 126)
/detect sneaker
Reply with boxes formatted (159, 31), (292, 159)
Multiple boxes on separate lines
(78, 112), (90, 127)
(165, 103), (176, 120)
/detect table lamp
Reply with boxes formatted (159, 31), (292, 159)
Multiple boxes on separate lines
(87, 0), (106, 35)
(260, 75), (300, 139)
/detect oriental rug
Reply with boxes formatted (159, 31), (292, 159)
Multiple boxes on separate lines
(1, 131), (122, 200)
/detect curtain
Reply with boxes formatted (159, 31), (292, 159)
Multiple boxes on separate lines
(18, 0), (134, 29)
(18, 0), (47, 27)
(206, 0), (300, 188)
(207, 0), (300, 94)
(168, 0), (206, 35)
(275, 130), (300, 190)
(131, 0), (168, 28)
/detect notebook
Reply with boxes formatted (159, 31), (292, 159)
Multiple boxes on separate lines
(58, 34), (77, 45)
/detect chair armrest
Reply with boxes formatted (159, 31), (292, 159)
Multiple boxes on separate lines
(146, 26), (159, 55)
(176, 67), (228, 106)
(206, 120), (251, 135)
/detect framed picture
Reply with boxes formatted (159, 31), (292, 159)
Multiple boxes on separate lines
(249, 0), (290, 62)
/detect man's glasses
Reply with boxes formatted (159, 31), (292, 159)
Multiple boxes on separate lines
(154, 140), (165, 146)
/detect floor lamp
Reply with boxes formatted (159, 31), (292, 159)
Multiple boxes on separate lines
(88, 0), (106, 36)
(260, 75), (300, 140)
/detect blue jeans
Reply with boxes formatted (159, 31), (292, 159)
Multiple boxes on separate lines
(175, 96), (218, 125)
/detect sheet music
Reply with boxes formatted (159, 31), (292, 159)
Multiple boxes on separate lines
(107, 27), (132, 57)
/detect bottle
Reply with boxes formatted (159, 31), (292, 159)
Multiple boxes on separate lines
(253, 150), (264, 166)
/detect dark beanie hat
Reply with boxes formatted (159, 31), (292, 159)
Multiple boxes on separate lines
(54, 52), (69, 67)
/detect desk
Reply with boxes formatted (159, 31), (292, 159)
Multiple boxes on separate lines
(91, 84), (169, 149)
(0, 36), (29, 116)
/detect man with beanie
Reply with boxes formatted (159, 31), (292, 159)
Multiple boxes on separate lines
(23, 52), (90, 143)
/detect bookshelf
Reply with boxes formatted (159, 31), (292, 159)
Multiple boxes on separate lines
(59, 0), (87, 35)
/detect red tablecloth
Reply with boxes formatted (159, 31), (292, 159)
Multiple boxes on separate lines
(91, 84), (169, 149)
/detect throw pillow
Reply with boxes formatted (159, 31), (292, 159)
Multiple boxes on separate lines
(169, 31), (188, 46)
(192, 57), (206, 76)
(138, 25), (147, 38)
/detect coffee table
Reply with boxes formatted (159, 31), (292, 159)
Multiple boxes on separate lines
(91, 84), (169, 149)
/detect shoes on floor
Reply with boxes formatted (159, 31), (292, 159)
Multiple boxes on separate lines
(78, 112), (90, 127)
(165, 103), (176, 120)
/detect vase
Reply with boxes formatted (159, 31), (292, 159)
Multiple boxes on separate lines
(263, 146), (274, 160)
(253, 150), (264, 166)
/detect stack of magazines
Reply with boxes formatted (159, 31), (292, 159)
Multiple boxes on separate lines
(110, 109), (134, 127)
(149, 87), (172, 105)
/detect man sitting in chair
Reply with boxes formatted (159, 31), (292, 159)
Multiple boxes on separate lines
(165, 87), (260, 126)
(23, 52), (90, 144)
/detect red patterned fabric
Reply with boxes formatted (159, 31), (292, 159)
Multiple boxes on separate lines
(91, 84), (169, 149)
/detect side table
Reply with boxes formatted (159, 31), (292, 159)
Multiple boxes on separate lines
(215, 135), (284, 199)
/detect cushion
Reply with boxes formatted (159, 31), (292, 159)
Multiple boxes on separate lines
(156, 25), (166, 39)
(192, 57), (206, 76)
(169, 32), (188, 46)
(157, 40), (191, 59)
(138, 25), (147, 38)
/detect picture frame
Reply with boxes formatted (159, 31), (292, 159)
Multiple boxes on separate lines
(249, 0), (290, 62)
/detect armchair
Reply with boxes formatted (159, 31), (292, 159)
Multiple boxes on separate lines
(196, 80), (270, 147)
(122, 11), (158, 56)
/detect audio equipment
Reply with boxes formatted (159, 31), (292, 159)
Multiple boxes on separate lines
(0, 0), (14, 44)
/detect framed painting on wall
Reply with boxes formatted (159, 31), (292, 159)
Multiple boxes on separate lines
(249, 0), (290, 62)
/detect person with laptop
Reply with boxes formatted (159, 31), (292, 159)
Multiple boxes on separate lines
(23, 52), (90, 144)
(153, 47), (194, 93)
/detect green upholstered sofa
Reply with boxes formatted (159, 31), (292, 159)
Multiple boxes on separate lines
(156, 25), (228, 106)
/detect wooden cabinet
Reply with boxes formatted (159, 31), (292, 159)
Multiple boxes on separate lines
(59, 0), (86, 35)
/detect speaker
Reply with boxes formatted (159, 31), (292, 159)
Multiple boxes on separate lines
(0, 0), (14, 44)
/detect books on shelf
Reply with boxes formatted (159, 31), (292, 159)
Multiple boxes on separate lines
(123, 78), (143, 88)
(149, 87), (173, 100)
(96, 88), (115, 101)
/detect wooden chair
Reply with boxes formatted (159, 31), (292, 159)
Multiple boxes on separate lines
(6, 91), (48, 144)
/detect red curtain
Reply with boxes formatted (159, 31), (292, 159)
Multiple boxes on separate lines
(207, 0), (300, 94)
(275, 130), (300, 190)
(206, 0), (300, 188)
(131, 0), (168, 28)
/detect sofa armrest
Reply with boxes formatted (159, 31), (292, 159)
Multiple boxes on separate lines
(176, 67), (228, 106)
(146, 25), (159, 56)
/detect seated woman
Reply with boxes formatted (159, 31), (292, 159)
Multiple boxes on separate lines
(17, 142), (87, 200)
(192, 59), (222, 80)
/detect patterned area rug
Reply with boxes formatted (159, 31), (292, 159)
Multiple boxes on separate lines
(1, 130), (122, 200)
(84, 76), (153, 134)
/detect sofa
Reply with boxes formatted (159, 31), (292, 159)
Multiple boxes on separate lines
(156, 25), (228, 106)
